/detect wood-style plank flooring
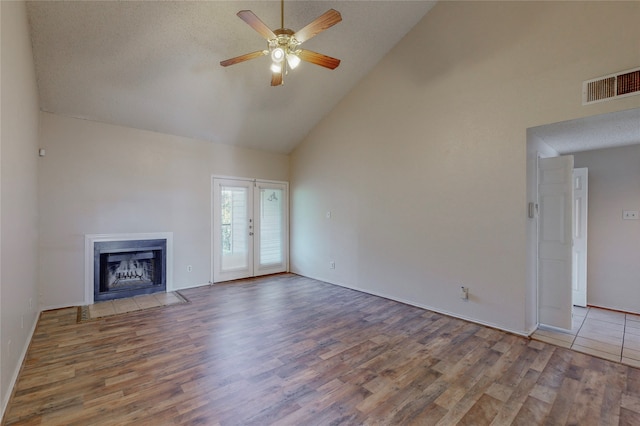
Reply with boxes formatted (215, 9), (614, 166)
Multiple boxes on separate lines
(4, 273), (640, 425)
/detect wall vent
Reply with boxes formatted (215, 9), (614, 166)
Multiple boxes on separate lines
(583, 67), (640, 105)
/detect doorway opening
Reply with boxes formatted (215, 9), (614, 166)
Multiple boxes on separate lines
(526, 108), (639, 333)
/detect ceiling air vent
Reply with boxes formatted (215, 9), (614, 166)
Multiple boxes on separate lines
(583, 67), (640, 105)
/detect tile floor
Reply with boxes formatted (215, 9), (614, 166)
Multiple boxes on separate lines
(531, 306), (640, 368)
(87, 291), (184, 319)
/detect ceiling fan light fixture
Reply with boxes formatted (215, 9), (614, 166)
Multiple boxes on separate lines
(270, 62), (282, 73)
(286, 52), (301, 69)
(271, 47), (285, 63)
(220, 1), (342, 86)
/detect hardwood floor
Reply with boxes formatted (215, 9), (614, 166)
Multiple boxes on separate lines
(4, 273), (640, 425)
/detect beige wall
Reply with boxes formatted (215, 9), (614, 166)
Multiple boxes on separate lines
(38, 113), (289, 308)
(1, 1), (41, 413)
(573, 145), (640, 313)
(290, 1), (640, 334)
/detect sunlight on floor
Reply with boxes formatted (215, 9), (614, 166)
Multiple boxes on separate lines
(532, 306), (640, 367)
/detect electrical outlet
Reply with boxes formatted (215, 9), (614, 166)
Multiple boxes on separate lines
(623, 210), (639, 220)
(187, 265), (193, 272)
(326, 211), (332, 219)
(459, 286), (469, 300)
(329, 261), (336, 269)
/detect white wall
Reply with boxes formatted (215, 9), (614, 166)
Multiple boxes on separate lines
(290, 1), (640, 334)
(573, 145), (640, 313)
(38, 113), (289, 309)
(0, 0), (41, 414)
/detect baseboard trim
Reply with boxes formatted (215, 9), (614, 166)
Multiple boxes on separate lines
(295, 272), (529, 338)
(1, 310), (40, 422)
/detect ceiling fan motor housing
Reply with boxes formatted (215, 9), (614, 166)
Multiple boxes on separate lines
(270, 29), (299, 55)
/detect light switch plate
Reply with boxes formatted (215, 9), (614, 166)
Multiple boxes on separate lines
(623, 210), (639, 220)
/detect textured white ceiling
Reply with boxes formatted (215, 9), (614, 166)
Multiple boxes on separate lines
(26, 1), (437, 154)
(530, 108), (640, 155)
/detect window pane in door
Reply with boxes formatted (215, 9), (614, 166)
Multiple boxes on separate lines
(259, 188), (283, 266)
(220, 186), (249, 271)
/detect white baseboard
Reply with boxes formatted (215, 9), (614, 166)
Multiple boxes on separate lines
(295, 272), (529, 337)
(1, 311), (40, 420)
(525, 324), (539, 337)
(355, 285), (528, 337)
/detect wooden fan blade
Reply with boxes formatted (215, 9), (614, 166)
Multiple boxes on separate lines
(297, 49), (341, 70)
(220, 51), (266, 67)
(294, 9), (342, 44)
(271, 69), (284, 86)
(237, 10), (277, 40)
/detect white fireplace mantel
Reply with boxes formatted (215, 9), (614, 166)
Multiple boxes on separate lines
(84, 232), (174, 305)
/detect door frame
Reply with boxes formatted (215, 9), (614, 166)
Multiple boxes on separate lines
(210, 175), (289, 283)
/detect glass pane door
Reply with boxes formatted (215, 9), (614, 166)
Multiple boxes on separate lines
(213, 178), (288, 282)
(221, 185), (249, 271)
(254, 183), (287, 276)
(213, 179), (253, 282)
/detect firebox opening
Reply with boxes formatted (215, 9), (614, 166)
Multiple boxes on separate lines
(94, 239), (167, 302)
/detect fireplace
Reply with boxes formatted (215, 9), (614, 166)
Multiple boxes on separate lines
(94, 239), (167, 302)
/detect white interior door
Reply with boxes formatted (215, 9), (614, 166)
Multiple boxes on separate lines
(572, 168), (588, 307)
(538, 155), (574, 330)
(213, 178), (288, 283)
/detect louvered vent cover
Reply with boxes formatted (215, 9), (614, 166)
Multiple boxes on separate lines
(583, 67), (640, 104)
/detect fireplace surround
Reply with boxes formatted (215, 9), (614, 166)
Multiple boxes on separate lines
(85, 233), (173, 304)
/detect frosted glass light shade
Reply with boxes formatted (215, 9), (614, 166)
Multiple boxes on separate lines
(286, 53), (301, 69)
(271, 47), (285, 63)
(270, 62), (282, 73)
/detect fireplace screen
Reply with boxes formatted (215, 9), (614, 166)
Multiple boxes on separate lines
(94, 239), (166, 302)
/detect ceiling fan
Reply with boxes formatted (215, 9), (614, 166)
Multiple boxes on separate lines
(220, 0), (342, 86)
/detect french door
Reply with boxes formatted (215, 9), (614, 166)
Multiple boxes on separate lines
(212, 177), (288, 282)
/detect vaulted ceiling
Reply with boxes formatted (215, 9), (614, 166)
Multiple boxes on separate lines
(26, 1), (437, 154)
